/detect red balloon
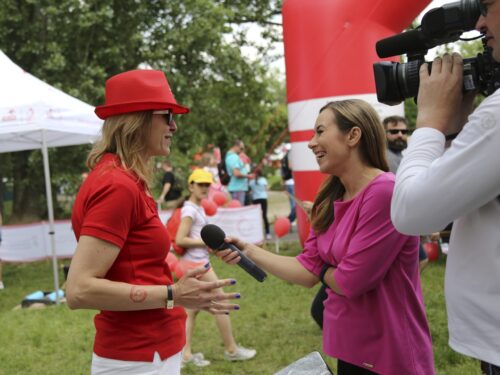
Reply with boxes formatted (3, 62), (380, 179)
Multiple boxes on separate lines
(174, 262), (185, 280)
(165, 251), (178, 271)
(423, 242), (439, 262)
(201, 199), (218, 216)
(227, 199), (242, 208)
(213, 191), (228, 206)
(274, 217), (291, 238)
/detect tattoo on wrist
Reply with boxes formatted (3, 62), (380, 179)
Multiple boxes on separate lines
(130, 286), (147, 303)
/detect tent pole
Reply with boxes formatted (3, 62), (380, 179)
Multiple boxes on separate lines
(41, 130), (60, 305)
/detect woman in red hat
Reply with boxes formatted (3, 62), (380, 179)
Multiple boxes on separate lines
(66, 70), (241, 375)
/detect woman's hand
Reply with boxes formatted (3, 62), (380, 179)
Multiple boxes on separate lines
(211, 236), (254, 265)
(172, 265), (240, 314)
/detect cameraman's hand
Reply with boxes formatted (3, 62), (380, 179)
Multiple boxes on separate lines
(416, 53), (464, 135)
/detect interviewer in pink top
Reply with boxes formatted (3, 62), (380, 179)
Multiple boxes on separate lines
(215, 99), (435, 375)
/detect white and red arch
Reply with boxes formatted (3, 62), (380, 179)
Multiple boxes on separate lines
(282, 0), (431, 244)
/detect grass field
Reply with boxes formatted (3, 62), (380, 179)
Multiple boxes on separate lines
(0, 243), (482, 375)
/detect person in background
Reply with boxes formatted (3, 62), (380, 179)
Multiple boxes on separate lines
(383, 115), (430, 272)
(215, 99), (435, 375)
(391, 5), (500, 373)
(383, 115), (409, 174)
(249, 169), (271, 240)
(238, 150), (253, 205)
(200, 152), (224, 201)
(157, 160), (182, 209)
(281, 151), (296, 224)
(66, 69), (240, 375)
(175, 169), (256, 367)
(225, 140), (253, 205)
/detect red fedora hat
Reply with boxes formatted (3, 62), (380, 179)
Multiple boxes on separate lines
(95, 69), (189, 119)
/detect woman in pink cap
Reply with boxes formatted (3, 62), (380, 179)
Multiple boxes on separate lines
(66, 70), (241, 375)
(214, 100), (435, 375)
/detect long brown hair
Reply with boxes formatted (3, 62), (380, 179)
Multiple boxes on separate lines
(87, 111), (154, 186)
(311, 99), (389, 233)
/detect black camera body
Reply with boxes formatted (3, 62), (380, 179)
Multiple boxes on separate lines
(373, 0), (500, 105)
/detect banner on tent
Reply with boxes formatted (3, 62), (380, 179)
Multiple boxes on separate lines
(0, 205), (264, 262)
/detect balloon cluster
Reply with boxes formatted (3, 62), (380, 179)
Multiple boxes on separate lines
(199, 191), (244, 217)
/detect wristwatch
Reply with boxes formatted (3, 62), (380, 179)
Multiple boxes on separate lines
(166, 285), (174, 309)
(319, 265), (330, 288)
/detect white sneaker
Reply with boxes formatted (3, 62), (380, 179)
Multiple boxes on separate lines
(224, 345), (256, 361)
(181, 352), (210, 368)
(265, 234), (272, 240)
(0, 281), (4, 290)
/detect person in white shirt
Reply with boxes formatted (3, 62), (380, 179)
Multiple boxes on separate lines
(391, 4), (500, 374)
(175, 169), (256, 367)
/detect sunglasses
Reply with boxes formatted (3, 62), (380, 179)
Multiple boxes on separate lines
(387, 129), (409, 135)
(152, 110), (174, 126)
(479, 1), (488, 16)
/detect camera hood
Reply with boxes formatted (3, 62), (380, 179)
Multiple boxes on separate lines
(376, 0), (481, 58)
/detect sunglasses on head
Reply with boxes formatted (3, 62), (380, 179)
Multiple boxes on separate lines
(387, 129), (409, 135)
(152, 110), (174, 125)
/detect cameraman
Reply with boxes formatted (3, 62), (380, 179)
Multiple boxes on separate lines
(391, 4), (500, 374)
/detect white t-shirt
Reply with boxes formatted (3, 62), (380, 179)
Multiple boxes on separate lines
(391, 89), (500, 366)
(180, 201), (209, 263)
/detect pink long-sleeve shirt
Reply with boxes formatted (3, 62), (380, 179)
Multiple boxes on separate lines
(297, 173), (435, 375)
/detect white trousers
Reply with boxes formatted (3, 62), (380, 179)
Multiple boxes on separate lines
(91, 351), (182, 375)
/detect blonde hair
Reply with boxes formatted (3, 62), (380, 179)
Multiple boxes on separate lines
(311, 99), (389, 233)
(87, 111), (154, 185)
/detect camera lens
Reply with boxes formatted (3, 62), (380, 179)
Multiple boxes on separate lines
(399, 60), (423, 100)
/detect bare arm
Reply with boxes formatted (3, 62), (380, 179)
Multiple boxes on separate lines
(66, 235), (240, 313)
(231, 168), (247, 178)
(175, 216), (205, 248)
(214, 237), (319, 288)
(157, 182), (172, 203)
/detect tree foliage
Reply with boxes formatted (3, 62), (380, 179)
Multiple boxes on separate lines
(0, 0), (285, 222)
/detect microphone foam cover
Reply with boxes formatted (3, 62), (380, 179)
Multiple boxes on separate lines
(201, 224), (226, 249)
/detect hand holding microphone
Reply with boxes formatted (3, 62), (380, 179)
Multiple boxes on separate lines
(201, 224), (267, 282)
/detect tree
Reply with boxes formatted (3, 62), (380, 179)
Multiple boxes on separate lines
(0, 0), (285, 222)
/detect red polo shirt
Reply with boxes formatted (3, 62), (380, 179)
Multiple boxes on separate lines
(72, 153), (186, 361)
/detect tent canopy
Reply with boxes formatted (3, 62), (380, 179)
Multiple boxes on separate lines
(0, 50), (102, 152)
(0, 50), (102, 303)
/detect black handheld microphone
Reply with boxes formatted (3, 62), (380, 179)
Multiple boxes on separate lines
(201, 224), (267, 282)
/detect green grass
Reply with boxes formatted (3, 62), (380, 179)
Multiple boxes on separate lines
(0, 246), (481, 375)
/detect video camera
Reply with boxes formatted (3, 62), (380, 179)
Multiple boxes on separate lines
(373, 0), (500, 105)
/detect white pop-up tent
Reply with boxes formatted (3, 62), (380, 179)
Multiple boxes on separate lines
(0, 50), (102, 303)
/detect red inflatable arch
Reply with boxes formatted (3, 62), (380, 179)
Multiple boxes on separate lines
(282, 0), (431, 244)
